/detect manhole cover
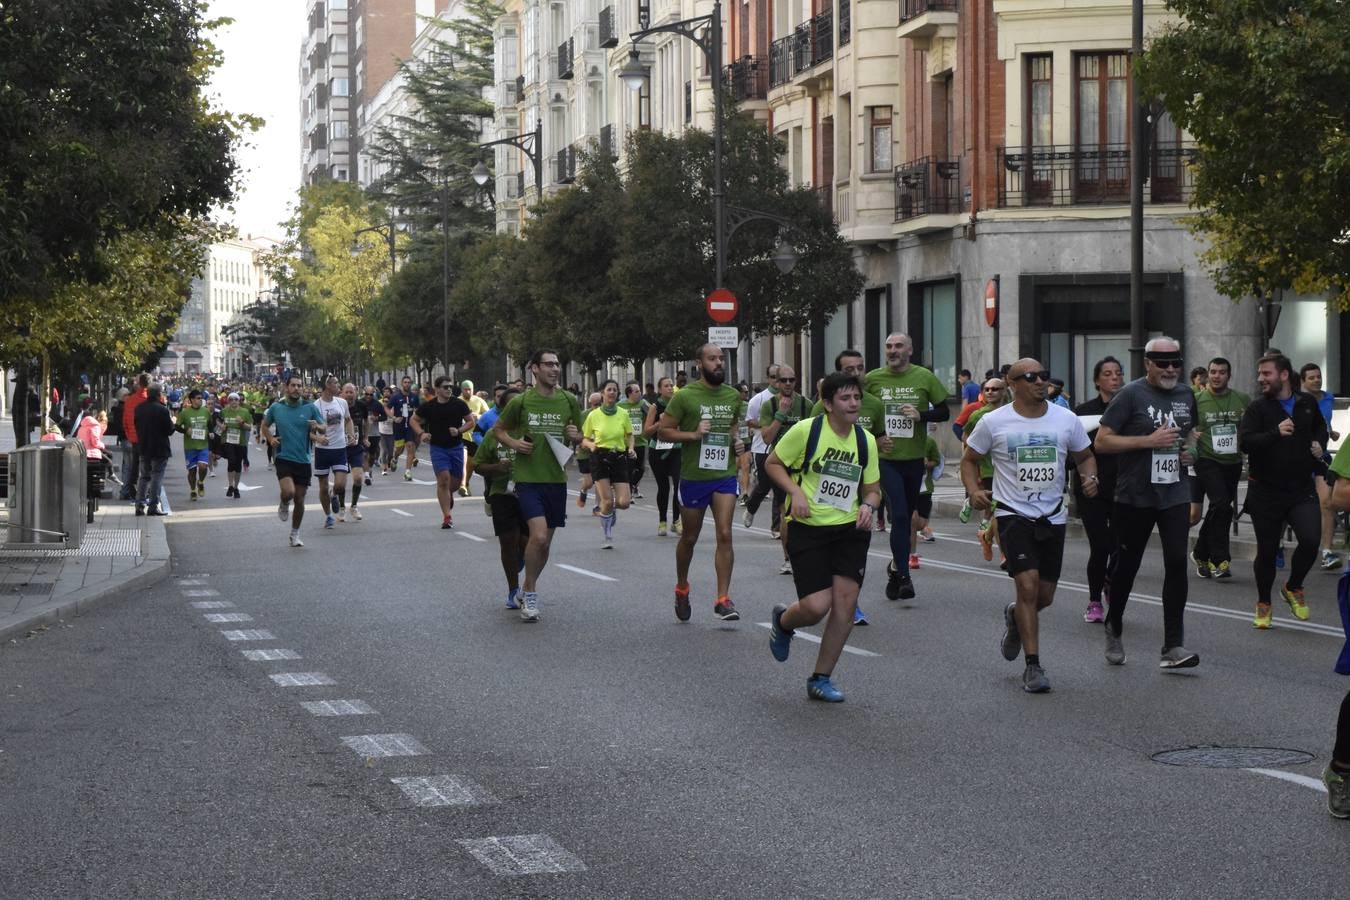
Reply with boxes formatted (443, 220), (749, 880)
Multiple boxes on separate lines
(1151, 746), (1315, 769)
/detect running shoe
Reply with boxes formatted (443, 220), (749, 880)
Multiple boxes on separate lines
(885, 561), (901, 601)
(1000, 602), (1021, 661)
(325, 514), (336, 529)
(921, 528), (935, 543)
(895, 573), (915, 601)
(1214, 560), (1232, 579)
(768, 603), (793, 661)
(576, 490), (586, 509)
(908, 553), (921, 570)
(289, 534), (304, 548)
(1104, 624), (1126, 665)
(506, 587), (520, 610)
(633, 490), (643, 499)
(770, 529), (780, 540)
(853, 605), (869, 626)
(673, 518), (682, 535)
(741, 509), (754, 528)
(1252, 602), (1273, 629)
(978, 523), (995, 561)
(806, 674), (845, 703)
(1159, 646), (1200, 669)
(278, 500), (290, 522)
(1322, 550), (1342, 571)
(336, 509), (346, 523)
(351, 506), (362, 521)
(657, 521), (668, 537)
(404, 470), (413, 482)
(189, 491), (199, 502)
(1280, 584), (1310, 620)
(958, 499), (972, 524)
(737, 494), (747, 507)
(1083, 600), (1104, 623)
(1193, 553), (1211, 578)
(1022, 663), (1051, 694)
(674, 585), (691, 622)
(601, 537), (614, 550)
(1323, 766), (1350, 819)
(459, 485), (470, 497)
(519, 592), (539, 622)
(873, 517), (885, 533)
(713, 597), (739, 621)
(442, 515), (453, 530)
(779, 559), (793, 575)
(364, 475), (372, 486)
(1275, 546), (1285, 569)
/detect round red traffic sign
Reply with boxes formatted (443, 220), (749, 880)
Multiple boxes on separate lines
(705, 288), (738, 324)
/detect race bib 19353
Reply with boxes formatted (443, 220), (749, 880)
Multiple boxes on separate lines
(884, 403), (915, 439)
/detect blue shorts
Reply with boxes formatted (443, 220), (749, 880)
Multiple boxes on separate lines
(679, 475), (739, 510)
(345, 443), (365, 469)
(313, 447), (350, 475)
(515, 482), (567, 529)
(185, 448), (209, 468)
(430, 444), (465, 478)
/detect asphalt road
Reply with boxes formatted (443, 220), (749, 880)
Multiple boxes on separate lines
(3, 453), (1347, 898)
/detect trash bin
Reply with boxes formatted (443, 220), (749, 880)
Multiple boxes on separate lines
(4, 440), (87, 550)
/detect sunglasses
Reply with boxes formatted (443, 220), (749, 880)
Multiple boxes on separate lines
(1147, 356), (1184, 369)
(779, 377), (797, 383)
(1015, 371), (1052, 383)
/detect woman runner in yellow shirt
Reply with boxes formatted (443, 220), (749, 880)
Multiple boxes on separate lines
(582, 379), (637, 549)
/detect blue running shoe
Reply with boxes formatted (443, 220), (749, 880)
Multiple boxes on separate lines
(506, 587), (520, 610)
(769, 603), (793, 662)
(853, 605), (869, 626)
(807, 674), (845, 702)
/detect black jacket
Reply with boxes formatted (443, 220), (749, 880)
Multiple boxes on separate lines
(133, 400), (175, 460)
(1238, 390), (1328, 493)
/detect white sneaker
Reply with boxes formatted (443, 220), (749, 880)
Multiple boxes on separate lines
(277, 500), (289, 522)
(779, 559), (793, 575)
(289, 534), (304, 548)
(350, 506), (362, 521)
(403, 470), (413, 481)
(336, 509), (346, 523)
(601, 537), (614, 550)
(519, 593), (540, 622)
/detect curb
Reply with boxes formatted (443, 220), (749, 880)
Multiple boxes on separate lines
(0, 517), (171, 643)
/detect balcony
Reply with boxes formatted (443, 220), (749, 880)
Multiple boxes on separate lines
(815, 184), (834, 220)
(499, 79), (521, 107)
(599, 123), (617, 159)
(599, 5), (618, 48)
(557, 38), (574, 79)
(894, 157), (962, 227)
(996, 143), (1198, 209)
(769, 36), (792, 89)
(791, 11), (833, 78)
(725, 56), (768, 101)
(897, 0), (958, 47)
(839, 0), (851, 47)
(555, 146), (577, 184)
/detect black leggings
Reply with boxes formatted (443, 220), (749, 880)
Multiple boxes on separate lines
(1335, 690), (1350, 766)
(1248, 486), (1320, 601)
(1077, 490), (1115, 603)
(744, 451), (783, 530)
(649, 448), (682, 523)
(630, 446), (646, 492)
(1193, 459), (1242, 565)
(1105, 502), (1190, 649)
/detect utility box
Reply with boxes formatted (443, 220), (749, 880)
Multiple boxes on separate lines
(5, 440), (87, 550)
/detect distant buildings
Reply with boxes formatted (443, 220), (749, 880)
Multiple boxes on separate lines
(163, 236), (277, 376)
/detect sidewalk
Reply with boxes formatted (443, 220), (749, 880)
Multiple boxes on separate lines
(0, 420), (171, 642)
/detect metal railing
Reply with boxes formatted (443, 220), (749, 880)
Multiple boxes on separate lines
(725, 56), (768, 101)
(557, 38), (574, 79)
(791, 11), (832, 75)
(769, 36), (792, 88)
(839, 0), (851, 46)
(599, 123), (617, 159)
(995, 143), (1198, 208)
(901, 0), (958, 22)
(815, 183), (833, 218)
(599, 5), (618, 47)
(894, 157), (962, 221)
(555, 146), (577, 184)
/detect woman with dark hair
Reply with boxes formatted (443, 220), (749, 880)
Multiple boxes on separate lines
(644, 376), (682, 536)
(1300, 362), (1342, 570)
(1073, 355), (1125, 623)
(581, 379), (635, 549)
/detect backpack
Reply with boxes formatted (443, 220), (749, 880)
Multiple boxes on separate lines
(793, 414), (869, 487)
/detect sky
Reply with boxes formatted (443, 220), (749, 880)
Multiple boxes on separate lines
(205, 0), (310, 242)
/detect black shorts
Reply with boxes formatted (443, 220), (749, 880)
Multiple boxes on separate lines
(591, 448), (631, 484)
(464, 439), (478, 459)
(1189, 469), (1204, 504)
(995, 515), (1066, 581)
(274, 458), (313, 488)
(786, 521), (872, 598)
(222, 443), (246, 473)
(488, 493), (529, 537)
(577, 455), (592, 475)
(914, 493), (933, 519)
(346, 443), (365, 469)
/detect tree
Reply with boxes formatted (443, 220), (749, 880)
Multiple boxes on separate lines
(1138, 0), (1350, 301)
(451, 233), (542, 365)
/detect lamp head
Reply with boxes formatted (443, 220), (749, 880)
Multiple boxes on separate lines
(620, 49), (648, 92)
(471, 159), (491, 186)
(772, 238), (798, 274)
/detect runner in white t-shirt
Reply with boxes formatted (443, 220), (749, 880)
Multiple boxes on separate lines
(962, 357), (1096, 694)
(312, 375), (354, 528)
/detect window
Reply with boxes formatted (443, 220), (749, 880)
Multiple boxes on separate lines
(354, 16), (364, 49)
(331, 120), (349, 139)
(355, 60), (364, 95)
(1075, 52), (1129, 197)
(868, 106), (892, 173)
(1027, 54), (1052, 148)
(328, 0), (347, 9)
(909, 281), (958, 392)
(330, 33), (347, 54)
(331, 78), (349, 97)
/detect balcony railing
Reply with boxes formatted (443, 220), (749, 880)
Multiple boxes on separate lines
(839, 0), (851, 46)
(725, 56), (768, 101)
(815, 184), (834, 219)
(792, 10), (832, 75)
(769, 36), (792, 88)
(557, 38), (574, 79)
(599, 123), (617, 159)
(555, 146), (577, 184)
(599, 5), (618, 47)
(996, 143), (1198, 208)
(894, 157), (962, 221)
(901, 0), (958, 22)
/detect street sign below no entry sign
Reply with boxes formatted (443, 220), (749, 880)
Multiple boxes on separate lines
(705, 288), (738, 324)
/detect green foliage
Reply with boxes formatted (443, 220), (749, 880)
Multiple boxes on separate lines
(451, 233), (537, 364)
(1138, 0), (1350, 303)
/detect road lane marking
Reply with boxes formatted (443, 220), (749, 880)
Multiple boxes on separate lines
(754, 623), (880, 657)
(241, 649), (301, 661)
(557, 563), (617, 582)
(220, 629), (276, 641)
(340, 733), (428, 757)
(190, 600), (234, 609)
(391, 508), (415, 518)
(457, 531), (487, 542)
(302, 699), (376, 716)
(391, 775), (497, 807)
(1244, 768), (1328, 793)
(176, 579), (209, 586)
(204, 613), (253, 623)
(236, 483), (263, 491)
(457, 834), (586, 876)
(182, 589), (221, 597)
(269, 672), (336, 687)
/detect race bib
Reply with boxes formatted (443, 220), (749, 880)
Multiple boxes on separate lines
(1151, 449), (1180, 484)
(652, 439), (675, 451)
(813, 459), (861, 512)
(189, 424), (206, 441)
(631, 417), (643, 436)
(884, 403), (915, 439)
(699, 432), (730, 470)
(1211, 424), (1237, 456)
(226, 427), (242, 445)
(1015, 446), (1057, 492)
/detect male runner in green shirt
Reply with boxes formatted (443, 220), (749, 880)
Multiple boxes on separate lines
(1192, 356), (1249, 578)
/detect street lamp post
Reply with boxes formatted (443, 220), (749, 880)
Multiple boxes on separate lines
(472, 121), (544, 201)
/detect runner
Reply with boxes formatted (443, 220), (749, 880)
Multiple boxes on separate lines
(1300, 363), (1342, 570)
(741, 364), (780, 531)
(575, 392), (601, 513)
(755, 365), (812, 571)
(175, 389), (212, 501)
(459, 380), (489, 496)
(361, 385), (383, 487)
(390, 375), (420, 480)
(1093, 336), (1200, 669)
(864, 332), (950, 601)
(492, 350), (585, 622)
(959, 378), (1007, 565)
(377, 386), (396, 474)
(219, 392), (252, 499)
(1239, 353), (1327, 628)
(581, 379), (635, 549)
(765, 372), (882, 702)
(261, 375), (327, 547)
(339, 383), (367, 520)
(1325, 456), (1350, 818)
(313, 376), (354, 529)
(473, 387), (529, 610)
(411, 375), (473, 529)
(644, 376), (682, 536)
(618, 382), (649, 500)
(1191, 357), (1248, 579)
(962, 359), (1096, 693)
(1072, 357), (1123, 622)
(659, 343), (746, 622)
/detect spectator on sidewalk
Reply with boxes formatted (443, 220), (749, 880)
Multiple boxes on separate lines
(134, 385), (174, 516)
(77, 406), (109, 478)
(121, 374), (150, 501)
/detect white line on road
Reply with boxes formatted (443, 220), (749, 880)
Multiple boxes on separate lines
(457, 834), (586, 876)
(269, 672), (336, 687)
(457, 531), (487, 542)
(1244, 767), (1328, 793)
(241, 649), (301, 661)
(391, 508), (415, 517)
(302, 699), (377, 716)
(754, 623), (880, 657)
(391, 775), (498, 807)
(204, 612), (253, 623)
(182, 589), (221, 597)
(411, 477), (437, 486)
(557, 563), (617, 582)
(220, 629), (276, 641)
(175, 579), (208, 586)
(340, 733), (429, 757)
(190, 600), (234, 609)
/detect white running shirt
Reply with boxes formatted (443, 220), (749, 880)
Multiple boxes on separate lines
(965, 402), (1090, 524)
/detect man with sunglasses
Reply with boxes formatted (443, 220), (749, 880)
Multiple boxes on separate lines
(963, 359), (1096, 693)
(741, 364), (781, 530)
(411, 376), (474, 530)
(754, 366), (812, 564)
(1094, 337), (1201, 670)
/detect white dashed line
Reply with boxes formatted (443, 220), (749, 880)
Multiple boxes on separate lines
(391, 508), (415, 518)
(241, 648), (301, 661)
(557, 564), (617, 582)
(753, 623), (881, 657)
(220, 629), (276, 641)
(1245, 767), (1329, 793)
(301, 699), (377, 716)
(269, 672), (336, 687)
(456, 531), (487, 542)
(204, 613), (253, 623)
(457, 834), (587, 876)
(391, 775), (497, 807)
(190, 600), (234, 609)
(176, 579), (209, 586)
(182, 589), (221, 597)
(340, 733), (429, 757)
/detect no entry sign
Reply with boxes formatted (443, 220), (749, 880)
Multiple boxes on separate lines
(705, 288), (738, 324)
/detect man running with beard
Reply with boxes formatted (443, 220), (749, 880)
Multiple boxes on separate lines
(262, 375), (327, 547)
(412, 376), (474, 529)
(659, 343), (747, 622)
(1191, 357), (1248, 579)
(313, 376), (354, 530)
(339, 383), (368, 520)
(473, 387), (529, 610)
(390, 375), (420, 480)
